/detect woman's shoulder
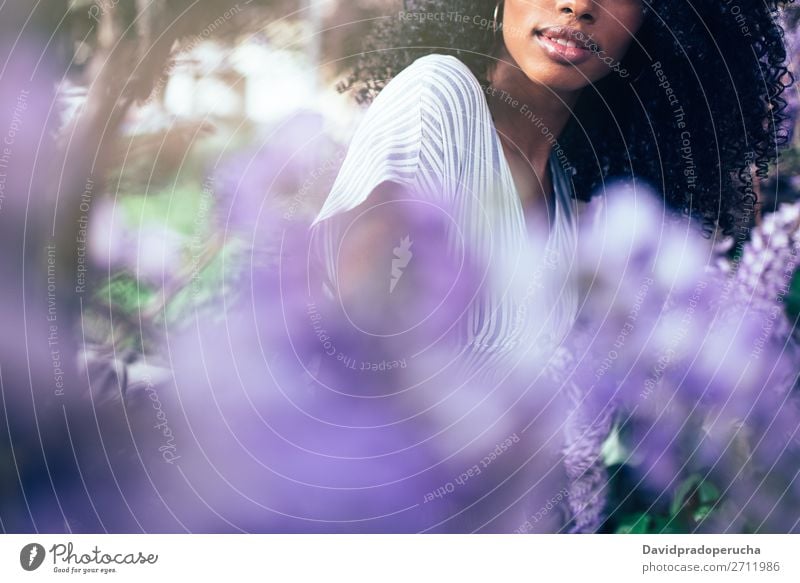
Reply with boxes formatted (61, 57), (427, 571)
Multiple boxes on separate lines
(402, 54), (482, 84)
(386, 54), (486, 108)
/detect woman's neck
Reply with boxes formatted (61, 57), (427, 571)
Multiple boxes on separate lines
(486, 50), (580, 174)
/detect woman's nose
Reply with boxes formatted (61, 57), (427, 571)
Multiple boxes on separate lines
(555, 0), (597, 23)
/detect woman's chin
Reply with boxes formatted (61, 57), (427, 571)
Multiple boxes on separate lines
(518, 63), (601, 93)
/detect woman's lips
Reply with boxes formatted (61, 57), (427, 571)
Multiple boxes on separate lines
(534, 28), (596, 66)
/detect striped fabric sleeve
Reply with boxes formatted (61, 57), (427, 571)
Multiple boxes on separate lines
(311, 63), (427, 227)
(309, 56), (448, 297)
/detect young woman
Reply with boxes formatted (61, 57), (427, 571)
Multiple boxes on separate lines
(310, 0), (794, 380)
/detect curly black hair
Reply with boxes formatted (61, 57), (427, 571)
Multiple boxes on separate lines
(339, 0), (796, 239)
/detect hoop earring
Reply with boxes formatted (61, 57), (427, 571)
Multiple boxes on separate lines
(492, 1), (504, 40)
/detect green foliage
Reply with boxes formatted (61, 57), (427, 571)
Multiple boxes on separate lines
(121, 182), (211, 237)
(615, 474), (722, 534)
(99, 273), (154, 315)
(87, 156), (250, 351)
(162, 238), (248, 329)
(787, 268), (800, 321)
(601, 423), (628, 466)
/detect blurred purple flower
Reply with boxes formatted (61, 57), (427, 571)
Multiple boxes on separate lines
(549, 184), (800, 532)
(212, 110), (341, 240)
(138, 191), (570, 533)
(89, 197), (184, 286)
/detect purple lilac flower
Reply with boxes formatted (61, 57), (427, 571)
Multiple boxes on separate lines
(89, 197), (185, 287)
(549, 183), (800, 532)
(212, 110), (340, 238)
(141, 189), (572, 533)
(714, 202), (800, 339)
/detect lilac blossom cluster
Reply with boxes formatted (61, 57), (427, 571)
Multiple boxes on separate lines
(3, 83), (799, 533)
(546, 184), (800, 532)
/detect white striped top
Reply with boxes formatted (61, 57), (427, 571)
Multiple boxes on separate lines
(311, 54), (579, 382)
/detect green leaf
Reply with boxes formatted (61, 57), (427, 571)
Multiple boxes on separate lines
(786, 268), (800, 320)
(650, 515), (684, 534)
(669, 475), (721, 526)
(601, 422), (629, 467)
(98, 274), (154, 315)
(693, 505), (714, 522)
(670, 474), (703, 518)
(697, 480), (720, 505)
(616, 513), (652, 534)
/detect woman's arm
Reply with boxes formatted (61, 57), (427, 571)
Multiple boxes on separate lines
(331, 180), (413, 301)
(310, 56), (457, 304)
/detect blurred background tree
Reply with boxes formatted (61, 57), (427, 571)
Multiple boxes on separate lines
(53, 1), (396, 356)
